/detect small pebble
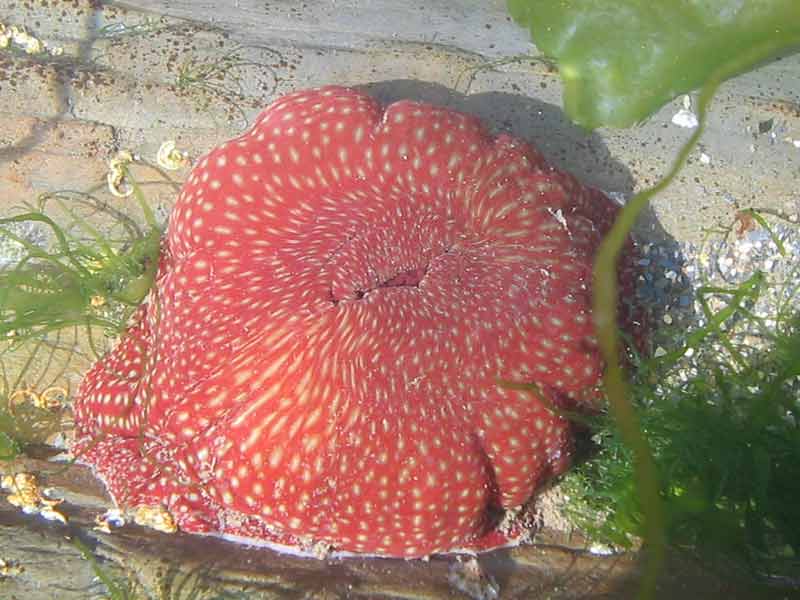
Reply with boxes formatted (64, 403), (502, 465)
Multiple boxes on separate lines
(633, 217), (799, 389)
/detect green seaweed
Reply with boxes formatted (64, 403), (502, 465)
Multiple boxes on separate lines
(562, 307), (800, 584)
(3, 10), (799, 595)
(73, 537), (252, 600)
(0, 177), (161, 343)
(173, 44), (282, 129)
(0, 430), (21, 459)
(556, 29), (800, 598)
(0, 168), (163, 456)
(73, 537), (141, 600)
(97, 16), (171, 40)
(506, 0), (800, 128)
(565, 110), (800, 585)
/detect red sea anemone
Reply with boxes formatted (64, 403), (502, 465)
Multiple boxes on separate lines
(73, 86), (640, 557)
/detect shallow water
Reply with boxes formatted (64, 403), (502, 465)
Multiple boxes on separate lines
(1, 1), (799, 598)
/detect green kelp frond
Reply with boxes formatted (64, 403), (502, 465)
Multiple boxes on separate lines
(507, 0), (800, 128)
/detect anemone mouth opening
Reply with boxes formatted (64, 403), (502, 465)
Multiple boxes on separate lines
(329, 263), (431, 304)
(355, 264), (430, 298)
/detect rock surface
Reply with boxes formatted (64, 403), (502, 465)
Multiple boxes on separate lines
(1, 1), (798, 598)
(1, 453), (766, 599)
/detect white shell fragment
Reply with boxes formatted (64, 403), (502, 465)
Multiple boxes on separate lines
(671, 95), (699, 129)
(94, 508), (127, 533)
(0, 21), (63, 55)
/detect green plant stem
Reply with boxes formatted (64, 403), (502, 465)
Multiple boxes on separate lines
(592, 37), (797, 598)
(1, 213), (92, 278)
(72, 537), (131, 600)
(128, 169), (159, 230)
(592, 66), (718, 600)
(652, 272), (764, 368)
(740, 209), (787, 256)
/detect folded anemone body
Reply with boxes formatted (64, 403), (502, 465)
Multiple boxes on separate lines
(73, 86), (640, 557)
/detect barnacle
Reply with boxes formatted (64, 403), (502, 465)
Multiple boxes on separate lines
(1, 473), (67, 524)
(107, 151), (136, 198)
(132, 505), (177, 534)
(156, 140), (190, 171)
